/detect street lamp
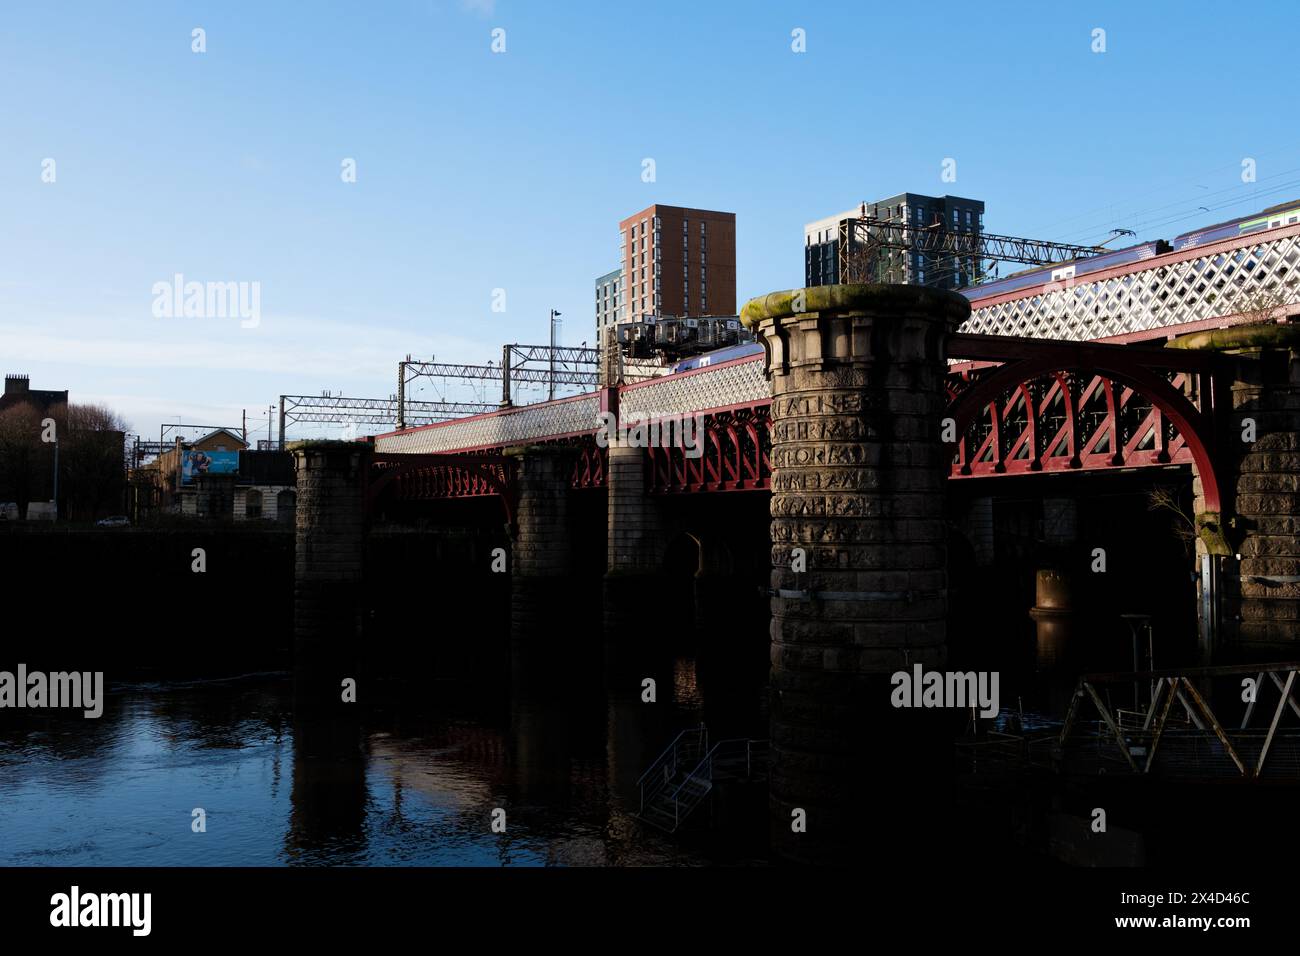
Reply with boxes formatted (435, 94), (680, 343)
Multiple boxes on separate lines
(51, 431), (58, 521)
(549, 309), (562, 401)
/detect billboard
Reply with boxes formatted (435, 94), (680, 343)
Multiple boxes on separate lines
(181, 450), (239, 483)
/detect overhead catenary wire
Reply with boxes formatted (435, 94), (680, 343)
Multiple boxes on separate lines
(1020, 143), (1300, 239)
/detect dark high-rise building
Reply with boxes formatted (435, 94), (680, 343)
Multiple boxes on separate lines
(804, 193), (985, 290)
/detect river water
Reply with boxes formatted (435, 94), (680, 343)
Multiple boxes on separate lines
(0, 650), (770, 867)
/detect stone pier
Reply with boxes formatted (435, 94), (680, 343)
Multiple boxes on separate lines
(1171, 325), (1300, 659)
(603, 443), (668, 636)
(740, 284), (969, 865)
(291, 440), (368, 706)
(506, 445), (576, 639)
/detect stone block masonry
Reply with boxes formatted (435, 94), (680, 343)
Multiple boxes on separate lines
(505, 445), (577, 640)
(1172, 325), (1300, 657)
(603, 443), (670, 637)
(290, 441), (367, 698)
(741, 283), (970, 865)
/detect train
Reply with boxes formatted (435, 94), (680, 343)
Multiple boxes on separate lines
(962, 198), (1300, 302)
(961, 239), (1171, 301)
(666, 200), (1300, 374)
(1171, 199), (1300, 250)
(668, 341), (764, 373)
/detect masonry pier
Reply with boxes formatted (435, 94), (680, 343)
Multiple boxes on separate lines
(603, 443), (668, 638)
(1171, 326), (1300, 661)
(741, 284), (969, 864)
(507, 445), (579, 650)
(291, 441), (368, 700)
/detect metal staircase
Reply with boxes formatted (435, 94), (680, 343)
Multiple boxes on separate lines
(636, 726), (769, 833)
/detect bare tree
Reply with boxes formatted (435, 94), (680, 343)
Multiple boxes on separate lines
(1147, 485), (1198, 563)
(0, 401), (49, 518)
(62, 402), (130, 520)
(1223, 285), (1297, 324)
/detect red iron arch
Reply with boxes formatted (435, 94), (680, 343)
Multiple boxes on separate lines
(367, 453), (518, 527)
(947, 354), (1222, 513)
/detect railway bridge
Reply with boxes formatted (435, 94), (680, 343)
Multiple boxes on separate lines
(289, 222), (1300, 864)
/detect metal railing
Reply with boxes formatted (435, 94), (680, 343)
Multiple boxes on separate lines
(641, 736), (769, 832)
(637, 724), (707, 817)
(1057, 661), (1300, 779)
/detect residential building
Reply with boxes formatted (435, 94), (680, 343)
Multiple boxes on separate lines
(620, 204), (736, 325)
(595, 267), (623, 335)
(804, 193), (985, 289)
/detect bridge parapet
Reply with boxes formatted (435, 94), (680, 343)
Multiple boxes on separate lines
(619, 353), (766, 418)
(964, 223), (1300, 342)
(375, 391), (601, 454)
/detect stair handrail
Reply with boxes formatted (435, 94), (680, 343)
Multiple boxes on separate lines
(637, 723), (707, 814)
(667, 737), (767, 824)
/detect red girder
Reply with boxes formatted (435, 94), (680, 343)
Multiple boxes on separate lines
(945, 338), (1225, 513)
(368, 336), (1227, 505)
(954, 370), (1200, 478)
(368, 453), (518, 525)
(570, 442), (607, 489)
(646, 405), (770, 494)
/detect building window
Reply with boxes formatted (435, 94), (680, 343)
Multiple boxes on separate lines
(246, 489), (263, 519)
(277, 490), (296, 526)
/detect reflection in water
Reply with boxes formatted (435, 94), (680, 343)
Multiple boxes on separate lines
(0, 635), (763, 866)
(285, 703), (367, 864)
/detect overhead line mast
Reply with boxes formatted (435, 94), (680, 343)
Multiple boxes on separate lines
(838, 215), (1106, 285)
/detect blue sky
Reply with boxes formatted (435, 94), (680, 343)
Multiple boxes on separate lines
(3, 0), (1298, 439)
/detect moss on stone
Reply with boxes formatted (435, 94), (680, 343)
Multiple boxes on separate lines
(285, 439), (366, 452)
(1196, 511), (1233, 556)
(739, 283), (971, 330)
(1166, 324), (1300, 351)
